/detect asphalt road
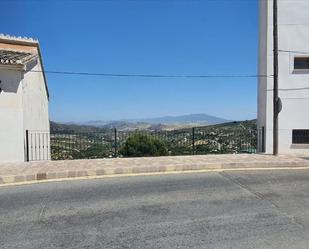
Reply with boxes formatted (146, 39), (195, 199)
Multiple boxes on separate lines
(1, 170), (309, 249)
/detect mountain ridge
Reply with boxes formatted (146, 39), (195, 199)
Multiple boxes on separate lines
(85, 113), (229, 127)
(50, 118), (257, 133)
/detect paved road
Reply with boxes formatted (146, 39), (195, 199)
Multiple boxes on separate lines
(1, 170), (309, 249)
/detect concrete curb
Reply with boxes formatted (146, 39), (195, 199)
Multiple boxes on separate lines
(1, 160), (309, 186)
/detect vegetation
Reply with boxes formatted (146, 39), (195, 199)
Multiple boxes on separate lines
(50, 121), (107, 133)
(49, 120), (257, 160)
(119, 133), (168, 157)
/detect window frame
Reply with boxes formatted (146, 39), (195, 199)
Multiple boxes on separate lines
(292, 129), (309, 144)
(293, 56), (309, 73)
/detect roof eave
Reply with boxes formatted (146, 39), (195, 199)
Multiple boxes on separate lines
(0, 37), (38, 47)
(0, 35), (49, 100)
(36, 44), (49, 100)
(0, 64), (24, 71)
(20, 54), (39, 66)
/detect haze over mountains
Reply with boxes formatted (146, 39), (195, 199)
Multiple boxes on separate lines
(53, 114), (229, 132)
(85, 113), (228, 127)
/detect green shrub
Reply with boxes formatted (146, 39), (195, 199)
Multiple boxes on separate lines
(120, 133), (168, 157)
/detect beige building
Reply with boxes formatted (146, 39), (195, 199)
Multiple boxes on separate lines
(0, 34), (50, 162)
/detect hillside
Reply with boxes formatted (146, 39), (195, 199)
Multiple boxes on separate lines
(50, 121), (107, 133)
(85, 113), (228, 127)
(131, 113), (228, 125)
(50, 119), (257, 133)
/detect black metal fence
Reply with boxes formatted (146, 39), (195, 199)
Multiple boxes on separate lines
(25, 125), (257, 161)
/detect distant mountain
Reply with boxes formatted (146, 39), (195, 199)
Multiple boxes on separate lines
(131, 113), (228, 125)
(98, 121), (151, 131)
(50, 119), (256, 133)
(51, 114), (229, 132)
(85, 113), (228, 127)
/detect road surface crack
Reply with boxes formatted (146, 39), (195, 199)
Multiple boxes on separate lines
(37, 202), (47, 223)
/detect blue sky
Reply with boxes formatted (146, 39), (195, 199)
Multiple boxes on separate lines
(1, 0), (258, 122)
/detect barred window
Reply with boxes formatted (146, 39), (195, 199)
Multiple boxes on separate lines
(292, 130), (309, 144)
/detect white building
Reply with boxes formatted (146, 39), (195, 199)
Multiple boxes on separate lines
(258, 0), (309, 154)
(0, 34), (50, 162)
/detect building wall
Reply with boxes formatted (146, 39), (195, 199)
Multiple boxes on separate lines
(0, 68), (25, 162)
(22, 59), (50, 161)
(258, 0), (309, 154)
(257, 0), (268, 152)
(0, 58), (49, 162)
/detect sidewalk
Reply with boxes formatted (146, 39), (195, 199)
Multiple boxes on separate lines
(1, 154), (309, 186)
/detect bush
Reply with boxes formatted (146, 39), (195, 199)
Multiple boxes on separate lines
(120, 133), (168, 157)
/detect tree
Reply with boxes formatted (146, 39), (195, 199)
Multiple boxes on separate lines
(120, 133), (168, 157)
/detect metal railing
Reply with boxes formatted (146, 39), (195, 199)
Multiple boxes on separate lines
(26, 130), (51, 161)
(26, 125), (257, 161)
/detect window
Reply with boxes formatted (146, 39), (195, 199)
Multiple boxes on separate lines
(294, 57), (309, 70)
(292, 130), (309, 144)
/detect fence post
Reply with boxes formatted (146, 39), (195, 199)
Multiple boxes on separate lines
(261, 127), (265, 153)
(25, 130), (30, 162)
(192, 127), (195, 155)
(114, 128), (117, 157)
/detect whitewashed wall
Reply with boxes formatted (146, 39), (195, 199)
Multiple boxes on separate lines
(0, 58), (50, 162)
(258, 0), (309, 154)
(0, 68), (25, 162)
(22, 59), (50, 161)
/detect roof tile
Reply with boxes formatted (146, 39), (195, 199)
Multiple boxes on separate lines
(0, 50), (37, 66)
